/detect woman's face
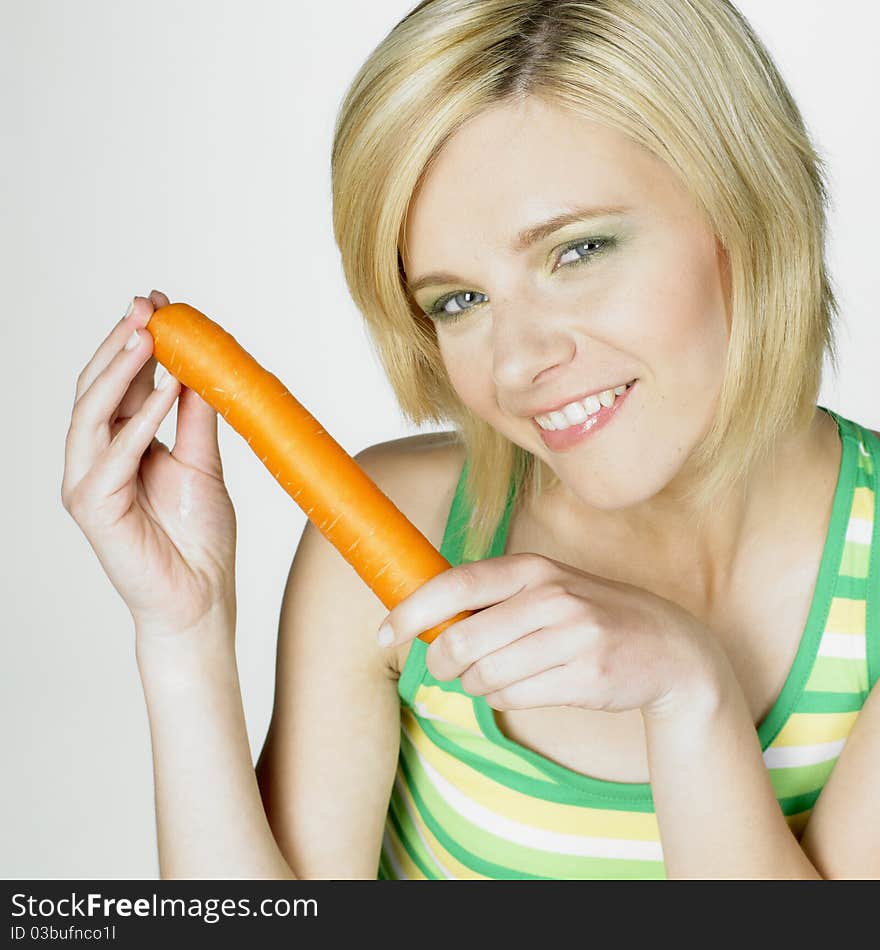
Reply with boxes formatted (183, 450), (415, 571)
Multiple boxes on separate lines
(401, 95), (732, 512)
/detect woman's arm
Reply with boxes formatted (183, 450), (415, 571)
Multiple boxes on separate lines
(641, 667), (825, 879)
(136, 628), (298, 879)
(255, 443), (438, 878)
(135, 444), (407, 880)
(797, 678), (880, 878)
(254, 510), (402, 880)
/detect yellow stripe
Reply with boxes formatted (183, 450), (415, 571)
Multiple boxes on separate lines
(413, 683), (484, 735)
(385, 814), (428, 879)
(394, 770), (490, 879)
(406, 715), (660, 841)
(852, 486), (874, 521)
(825, 597), (866, 635)
(772, 711), (859, 747)
(411, 687), (574, 782)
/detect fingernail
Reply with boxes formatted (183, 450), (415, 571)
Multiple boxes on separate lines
(124, 329), (140, 351)
(124, 298), (135, 319)
(156, 366), (171, 389)
(377, 622), (394, 647)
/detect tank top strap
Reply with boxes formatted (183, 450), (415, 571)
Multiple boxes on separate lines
(837, 411), (880, 693)
(439, 456), (517, 565)
(832, 407), (880, 688)
(399, 458), (518, 705)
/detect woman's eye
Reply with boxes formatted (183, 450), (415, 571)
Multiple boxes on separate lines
(555, 237), (609, 268)
(426, 236), (611, 322)
(429, 290), (488, 319)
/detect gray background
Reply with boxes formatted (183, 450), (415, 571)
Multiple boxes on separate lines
(2, 0), (876, 878)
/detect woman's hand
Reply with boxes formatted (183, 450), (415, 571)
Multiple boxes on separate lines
(61, 290), (238, 643)
(377, 552), (731, 719)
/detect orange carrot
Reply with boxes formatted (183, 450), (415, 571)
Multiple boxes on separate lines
(146, 302), (472, 644)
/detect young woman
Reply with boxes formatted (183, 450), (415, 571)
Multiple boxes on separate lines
(61, 0), (879, 879)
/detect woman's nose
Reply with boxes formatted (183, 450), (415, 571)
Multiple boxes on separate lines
(489, 302), (578, 394)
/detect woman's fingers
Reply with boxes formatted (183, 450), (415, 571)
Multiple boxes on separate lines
(426, 582), (577, 682)
(65, 304), (166, 494)
(113, 297), (162, 426)
(149, 288), (171, 309)
(64, 369), (182, 531)
(86, 378), (181, 520)
(112, 289), (179, 427)
(74, 297), (151, 405)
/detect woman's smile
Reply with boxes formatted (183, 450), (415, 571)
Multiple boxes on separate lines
(532, 379), (638, 452)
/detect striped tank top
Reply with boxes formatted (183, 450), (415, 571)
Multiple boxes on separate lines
(377, 407), (880, 880)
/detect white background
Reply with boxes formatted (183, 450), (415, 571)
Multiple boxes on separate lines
(2, 0), (876, 878)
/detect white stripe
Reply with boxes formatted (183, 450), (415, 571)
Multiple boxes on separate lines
(380, 827), (409, 880)
(401, 722), (664, 863)
(859, 441), (869, 457)
(845, 518), (872, 546)
(415, 701), (450, 724)
(414, 699), (472, 730)
(763, 737), (846, 769)
(818, 632), (866, 660)
(392, 773), (455, 878)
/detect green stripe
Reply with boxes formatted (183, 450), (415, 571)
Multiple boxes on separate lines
(767, 757), (838, 800)
(396, 456), (517, 705)
(755, 415), (855, 748)
(397, 741), (551, 879)
(855, 428), (875, 476)
(388, 784), (446, 879)
(777, 786), (822, 816)
(861, 423), (880, 692)
(804, 655), (868, 693)
(438, 452), (517, 564)
(397, 638), (428, 706)
(834, 575), (867, 599)
(399, 731), (665, 879)
(797, 690), (866, 713)
(420, 715), (559, 783)
(439, 457), (475, 563)
(418, 714), (656, 810)
(475, 697), (659, 803)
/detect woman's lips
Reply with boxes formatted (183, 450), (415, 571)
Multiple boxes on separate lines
(533, 380), (636, 452)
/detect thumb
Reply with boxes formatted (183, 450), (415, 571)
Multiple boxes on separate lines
(171, 383), (225, 480)
(147, 290), (225, 480)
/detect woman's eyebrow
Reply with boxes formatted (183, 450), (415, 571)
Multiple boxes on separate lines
(406, 203), (631, 293)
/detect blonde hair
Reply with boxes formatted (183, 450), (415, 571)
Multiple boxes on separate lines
(330, 0), (839, 562)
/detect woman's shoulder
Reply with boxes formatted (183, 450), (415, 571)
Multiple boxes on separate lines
(355, 431), (467, 676)
(356, 430), (466, 495)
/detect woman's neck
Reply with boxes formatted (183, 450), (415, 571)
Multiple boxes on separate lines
(528, 406), (842, 622)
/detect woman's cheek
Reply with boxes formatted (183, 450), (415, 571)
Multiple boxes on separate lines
(441, 340), (488, 408)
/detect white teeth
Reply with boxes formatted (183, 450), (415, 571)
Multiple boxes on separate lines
(583, 394), (602, 415)
(534, 382), (632, 431)
(560, 402), (588, 426)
